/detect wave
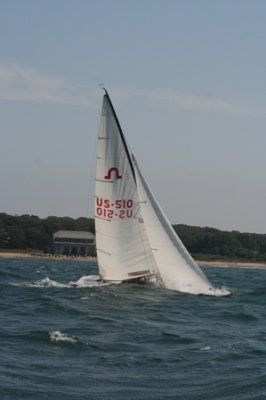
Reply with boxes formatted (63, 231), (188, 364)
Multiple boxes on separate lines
(71, 275), (115, 287)
(9, 275), (117, 289)
(49, 330), (80, 344)
(49, 330), (98, 348)
(10, 277), (72, 288)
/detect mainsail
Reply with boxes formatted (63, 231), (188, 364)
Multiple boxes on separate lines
(95, 90), (230, 296)
(95, 91), (158, 281)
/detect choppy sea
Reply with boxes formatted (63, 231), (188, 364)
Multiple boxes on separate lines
(1, 257), (266, 400)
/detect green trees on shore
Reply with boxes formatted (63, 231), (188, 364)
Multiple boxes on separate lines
(0, 213), (94, 253)
(174, 224), (266, 262)
(1, 212), (266, 261)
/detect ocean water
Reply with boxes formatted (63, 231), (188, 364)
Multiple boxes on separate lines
(1, 258), (266, 400)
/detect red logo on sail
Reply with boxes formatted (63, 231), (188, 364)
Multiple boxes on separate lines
(104, 167), (122, 180)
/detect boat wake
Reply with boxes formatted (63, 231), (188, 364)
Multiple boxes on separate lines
(9, 275), (231, 296)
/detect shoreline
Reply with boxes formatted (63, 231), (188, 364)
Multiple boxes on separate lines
(0, 251), (266, 269)
(198, 260), (266, 270)
(0, 251), (97, 262)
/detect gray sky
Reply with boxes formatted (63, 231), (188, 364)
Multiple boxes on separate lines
(1, 0), (266, 233)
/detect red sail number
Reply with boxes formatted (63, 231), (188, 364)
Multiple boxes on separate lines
(96, 197), (133, 219)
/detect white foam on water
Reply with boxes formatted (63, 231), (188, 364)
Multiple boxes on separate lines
(10, 273), (230, 296)
(49, 330), (78, 344)
(9, 275), (117, 289)
(200, 346), (211, 351)
(71, 275), (121, 287)
(18, 277), (71, 288)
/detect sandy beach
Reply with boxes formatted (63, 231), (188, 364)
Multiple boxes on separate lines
(0, 251), (266, 269)
(0, 251), (97, 262)
(198, 260), (266, 270)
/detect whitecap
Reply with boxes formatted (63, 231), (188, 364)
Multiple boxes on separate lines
(200, 346), (211, 351)
(16, 277), (71, 288)
(9, 275), (118, 289)
(49, 330), (78, 344)
(71, 275), (120, 287)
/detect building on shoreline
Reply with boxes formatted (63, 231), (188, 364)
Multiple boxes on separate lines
(53, 231), (96, 257)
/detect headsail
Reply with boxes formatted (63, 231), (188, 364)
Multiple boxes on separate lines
(133, 157), (216, 295)
(95, 91), (158, 281)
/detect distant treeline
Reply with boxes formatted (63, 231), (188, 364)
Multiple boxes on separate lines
(0, 213), (95, 253)
(174, 224), (266, 262)
(0, 212), (266, 262)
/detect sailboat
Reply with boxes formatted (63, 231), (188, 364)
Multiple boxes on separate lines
(94, 89), (231, 296)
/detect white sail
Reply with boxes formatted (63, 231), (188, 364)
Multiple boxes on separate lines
(133, 157), (216, 295)
(95, 92), (158, 281)
(95, 91), (231, 296)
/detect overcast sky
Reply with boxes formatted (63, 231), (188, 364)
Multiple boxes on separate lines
(1, 0), (266, 233)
